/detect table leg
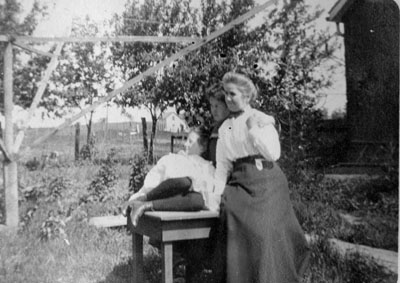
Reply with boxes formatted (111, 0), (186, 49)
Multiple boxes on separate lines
(161, 242), (173, 283)
(131, 233), (143, 283)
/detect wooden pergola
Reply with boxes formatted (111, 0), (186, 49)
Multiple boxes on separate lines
(0, 0), (277, 231)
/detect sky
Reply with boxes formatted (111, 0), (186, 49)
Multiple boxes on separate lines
(15, 0), (346, 127)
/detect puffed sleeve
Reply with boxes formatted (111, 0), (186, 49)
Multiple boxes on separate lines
(248, 123), (281, 161)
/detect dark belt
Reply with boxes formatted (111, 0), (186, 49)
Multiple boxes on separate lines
(233, 154), (274, 170)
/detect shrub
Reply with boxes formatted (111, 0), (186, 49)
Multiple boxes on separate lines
(82, 149), (118, 203)
(46, 177), (71, 202)
(20, 205), (38, 230)
(20, 184), (47, 202)
(128, 152), (149, 194)
(25, 157), (42, 171)
(80, 136), (98, 160)
(39, 210), (67, 242)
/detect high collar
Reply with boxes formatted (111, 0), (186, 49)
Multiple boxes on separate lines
(228, 105), (251, 119)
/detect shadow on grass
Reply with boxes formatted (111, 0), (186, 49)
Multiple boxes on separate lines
(98, 253), (216, 283)
(98, 253), (162, 283)
(98, 261), (132, 283)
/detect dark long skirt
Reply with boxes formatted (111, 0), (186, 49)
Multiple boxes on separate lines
(217, 157), (310, 283)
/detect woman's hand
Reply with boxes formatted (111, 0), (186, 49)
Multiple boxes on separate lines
(246, 113), (275, 129)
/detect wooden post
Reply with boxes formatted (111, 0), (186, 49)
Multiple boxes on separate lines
(131, 233), (144, 283)
(75, 122), (80, 161)
(3, 42), (18, 227)
(141, 117), (148, 156)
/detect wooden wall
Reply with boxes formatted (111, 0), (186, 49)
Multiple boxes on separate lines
(343, 0), (399, 144)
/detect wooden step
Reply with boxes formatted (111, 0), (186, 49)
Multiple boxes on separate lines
(89, 214), (127, 228)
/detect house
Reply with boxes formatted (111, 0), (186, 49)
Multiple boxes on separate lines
(327, 0), (399, 165)
(159, 112), (188, 133)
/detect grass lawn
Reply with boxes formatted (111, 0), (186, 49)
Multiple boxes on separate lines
(0, 128), (398, 283)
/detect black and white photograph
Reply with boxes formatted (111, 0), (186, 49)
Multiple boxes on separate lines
(0, 0), (398, 282)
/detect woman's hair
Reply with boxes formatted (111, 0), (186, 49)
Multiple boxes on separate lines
(189, 125), (209, 152)
(222, 72), (258, 102)
(207, 84), (226, 103)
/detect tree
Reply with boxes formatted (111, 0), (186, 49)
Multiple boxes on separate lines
(0, 0), (48, 112)
(49, 17), (122, 159)
(111, 0), (200, 162)
(246, 1), (341, 169)
(159, 0), (249, 127)
(162, 0), (340, 171)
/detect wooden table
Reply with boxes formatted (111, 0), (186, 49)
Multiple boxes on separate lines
(127, 210), (219, 283)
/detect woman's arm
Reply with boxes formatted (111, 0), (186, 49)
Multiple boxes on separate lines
(214, 129), (232, 196)
(247, 112), (281, 161)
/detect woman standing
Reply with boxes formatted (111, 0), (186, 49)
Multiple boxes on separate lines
(214, 72), (310, 283)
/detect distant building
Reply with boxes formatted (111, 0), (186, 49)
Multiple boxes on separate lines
(327, 0), (399, 164)
(159, 112), (188, 133)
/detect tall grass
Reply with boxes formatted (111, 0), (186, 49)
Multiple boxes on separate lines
(0, 129), (397, 283)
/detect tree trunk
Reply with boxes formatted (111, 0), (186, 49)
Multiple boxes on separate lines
(86, 111), (93, 145)
(141, 117), (148, 156)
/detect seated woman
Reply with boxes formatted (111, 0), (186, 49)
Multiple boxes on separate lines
(125, 126), (218, 227)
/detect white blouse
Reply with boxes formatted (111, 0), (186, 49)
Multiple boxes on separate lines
(214, 106), (281, 196)
(140, 153), (219, 211)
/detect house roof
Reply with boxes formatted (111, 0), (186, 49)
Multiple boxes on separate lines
(162, 112), (187, 123)
(327, 0), (357, 22)
(162, 112), (179, 119)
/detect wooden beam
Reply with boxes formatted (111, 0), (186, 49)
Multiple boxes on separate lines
(3, 42), (19, 227)
(13, 42), (64, 153)
(12, 41), (56, 58)
(18, 0), (277, 157)
(0, 35), (199, 43)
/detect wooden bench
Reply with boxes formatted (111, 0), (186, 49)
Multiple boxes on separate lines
(127, 210), (219, 283)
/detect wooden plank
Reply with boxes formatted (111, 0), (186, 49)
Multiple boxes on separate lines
(14, 42), (65, 153)
(12, 41), (56, 58)
(88, 214), (127, 228)
(306, 234), (398, 274)
(8, 36), (199, 43)
(19, 0), (277, 158)
(162, 226), (214, 241)
(328, 238), (398, 274)
(145, 210), (219, 221)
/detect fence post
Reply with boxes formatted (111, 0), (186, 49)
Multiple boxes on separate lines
(75, 122), (80, 161)
(141, 117), (148, 155)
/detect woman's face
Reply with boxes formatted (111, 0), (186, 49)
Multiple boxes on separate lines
(223, 83), (249, 112)
(184, 131), (204, 155)
(209, 97), (230, 122)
